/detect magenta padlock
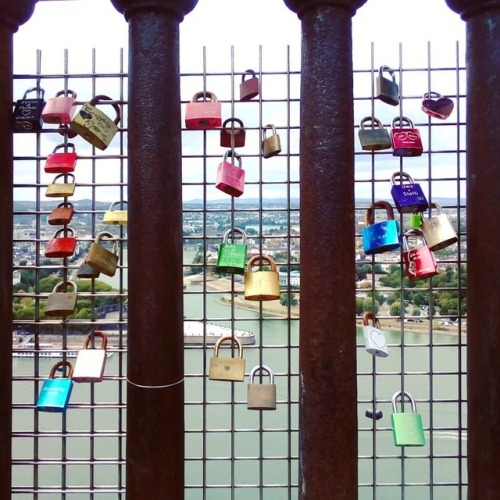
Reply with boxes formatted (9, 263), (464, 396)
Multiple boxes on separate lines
(42, 90), (77, 125)
(402, 229), (439, 281)
(44, 143), (77, 174)
(215, 150), (245, 198)
(185, 91), (221, 130)
(391, 116), (423, 157)
(240, 69), (259, 101)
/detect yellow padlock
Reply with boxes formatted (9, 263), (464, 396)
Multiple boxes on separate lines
(209, 336), (245, 382)
(247, 365), (277, 411)
(103, 200), (128, 225)
(244, 255), (280, 301)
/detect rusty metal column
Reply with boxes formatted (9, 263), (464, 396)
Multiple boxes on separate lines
(444, 0), (500, 497)
(110, 1), (197, 498)
(0, 1), (37, 498)
(283, 0), (366, 498)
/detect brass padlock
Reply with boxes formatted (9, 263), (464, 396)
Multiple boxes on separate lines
(247, 365), (277, 411)
(87, 231), (119, 277)
(103, 201), (128, 225)
(262, 124), (281, 158)
(76, 256), (100, 279)
(376, 65), (399, 106)
(244, 255), (281, 301)
(209, 336), (245, 382)
(45, 280), (78, 318)
(45, 173), (76, 198)
(420, 202), (458, 251)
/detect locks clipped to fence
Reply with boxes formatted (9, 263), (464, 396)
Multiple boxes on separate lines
(247, 365), (277, 411)
(262, 124), (281, 158)
(420, 202), (458, 251)
(375, 66), (399, 106)
(216, 227), (248, 275)
(209, 336), (246, 382)
(42, 89), (77, 125)
(73, 331), (109, 383)
(390, 117), (423, 157)
(103, 201), (128, 225)
(45, 173), (76, 198)
(402, 229), (439, 281)
(45, 280), (78, 318)
(45, 227), (77, 258)
(391, 390), (426, 447)
(240, 69), (259, 101)
(358, 117), (392, 151)
(13, 86), (45, 132)
(185, 91), (222, 130)
(215, 150), (245, 197)
(362, 312), (388, 358)
(220, 118), (246, 148)
(36, 361), (74, 413)
(71, 95), (121, 150)
(244, 255), (280, 301)
(390, 171), (428, 214)
(44, 143), (77, 174)
(87, 231), (119, 277)
(362, 201), (401, 255)
(421, 92), (454, 119)
(48, 202), (74, 226)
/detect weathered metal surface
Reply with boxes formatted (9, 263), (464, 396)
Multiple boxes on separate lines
(445, 1), (500, 497)
(283, 0), (366, 498)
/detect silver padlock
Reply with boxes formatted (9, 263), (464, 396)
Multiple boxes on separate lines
(72, 331), (108, 383)
(247, 365), (277, 410)
(262, 124), (281, 158)
(420, 202), (458, 251)
(362, 312), (388, 357)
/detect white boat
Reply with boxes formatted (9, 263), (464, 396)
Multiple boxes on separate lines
(183, 321), (255, 345)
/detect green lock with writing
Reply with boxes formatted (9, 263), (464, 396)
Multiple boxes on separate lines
(216, 227), (248, 275)
(391, 390), (426, 447)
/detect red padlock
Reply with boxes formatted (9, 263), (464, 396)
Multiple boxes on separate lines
(45, 227), (77, 258)
(48, 202), (74, 226)
(240, 69), (259, 101)
(220, 118), (246, 148)
(391, 116), (423, 157)
(42, 90), (77, 125)
(44, 143), (77, 174)
(215, 151), (245, 198)
(185, 91), (221, 130)
(402, 229), (439, 281)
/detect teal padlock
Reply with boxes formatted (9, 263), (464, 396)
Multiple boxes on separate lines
(391, 390), (425, 446)
(216, 227), (248, 275)
(36, 361), (74, 413)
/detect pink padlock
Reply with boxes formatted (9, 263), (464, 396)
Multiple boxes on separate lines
(42, 90), (77, 125)
(402, 229), (439, 281)
(215, 151), (245, 198)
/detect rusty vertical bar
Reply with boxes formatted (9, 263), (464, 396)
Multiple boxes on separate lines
(444, 0), (500, 497)
(110, 1), (197, 498)
(283, 0), (366, 498)
(0, 2), (37, 498)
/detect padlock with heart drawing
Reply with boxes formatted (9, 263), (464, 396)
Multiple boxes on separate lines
(362, 312), (388, 357)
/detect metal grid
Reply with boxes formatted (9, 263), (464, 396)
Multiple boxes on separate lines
(10, 42), (467, 498)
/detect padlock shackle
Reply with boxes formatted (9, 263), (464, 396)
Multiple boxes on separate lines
(391, 390), (418, 413)
(51, 226), (76, 239)
(95, 231), (118, 254)
(222, 117), (244, 129)
(49, 360), (74, 379)
(365, 200), (395, 226)
(262, 123), (278, 140)
(249, 364), (274, 384)
(89, 95), (121, 126)
(54, 89), (77, 99)
(391, 171), (415, 186)
(422, 91), (443, 100)
(52, 280), (77, 294)
(222, 150), (242, 167)
(402, 229), (428, 252)
(362, 311), (381, 329)
(51, 172), (76, 184)
(359, 116), (384, 130)
(213, 335), (243, 358)
(83, 331), (108, 350)
(246, 255), (277, 273)
(378, 65), (396, 81)
(51, 143), (76, 154)
(222, 227), (247, 244)
(241, 69), (257, 82)
(23, 86), (45, 99)
(391, 116), (414, 129)
(107, 200), (128, 211)
(191, 91), (218, 103)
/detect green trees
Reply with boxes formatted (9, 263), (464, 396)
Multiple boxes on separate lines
(280, 292), (298, 307)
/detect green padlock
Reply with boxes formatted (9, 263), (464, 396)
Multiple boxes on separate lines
(216, 227), (248, 275)
(410, 213), (423, 229)
(391, 390), (426, 447)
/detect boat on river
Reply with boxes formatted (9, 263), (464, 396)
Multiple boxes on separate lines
(183, 321), (255, 345)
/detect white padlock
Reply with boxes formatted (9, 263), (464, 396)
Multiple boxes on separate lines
(362, 312), (388, 357)
(72, 331), (108, 383)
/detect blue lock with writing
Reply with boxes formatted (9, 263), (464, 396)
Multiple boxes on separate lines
(362, 200), (401, 255)
(36, 361), (74, 413)
(390, 171), (429, 214)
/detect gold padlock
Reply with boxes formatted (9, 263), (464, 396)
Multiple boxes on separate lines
(87, 231), (119, 277)
(209, 336), (245, 382)
(420, 202), (458, 251)
(247, 365), (277, 411)
(244, 255), (281, 301)
(45, 280), (78, 317)
(45, 173), (76, 198)
(103, 200), (128, 225)
(262, 124), (281, 158)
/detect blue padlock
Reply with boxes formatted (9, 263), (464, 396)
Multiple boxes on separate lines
(362, 200), (401, 255)
(390, 171), (429, 214)
(36, 361), (74, 413)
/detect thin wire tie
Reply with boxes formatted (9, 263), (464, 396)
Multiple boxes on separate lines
(126, 377), (184, 389)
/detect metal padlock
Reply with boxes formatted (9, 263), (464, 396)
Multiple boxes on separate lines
(103, 201), (128, 225)
(358, 116), (392, 151)
(420, 202), (458, 251)
(421, 92), (454, 120)
(240, 69), (259, 101)
(45, 173), (76, 198)
(86, 231), (119, 277)
(48, 202), (74, 226)
(362, 312), (388, 357)
(13, 86), (45, 132)
(216, 227), (248, 275)
(220, 118), (246, 148)
(42, 89), (77, 124)
(409, 213), (423, 229)
(402, 229), (439, 281)
(76, 256), (101, 279)
(72, 331), (108, 383)
(215, 150), (245, 198)
(391, 116), (423, 157)
(247, 365), (277, 410)
(36, 361), (74, 413)
(262, 124), (281, 158)
(375, 65), (399, 106)
(45, 280), (78, 317)
(244, 255), (281, 301)
(71, 95), (121, 150)
(209, 336), (246, 382)
(44, 143), (77, 174)
(45, 227), (77, 258)
(391, 390), (426, 447)
(390, 171), (428, 214)
(185, 91), (222, 130)
(362, 200), (401, 255)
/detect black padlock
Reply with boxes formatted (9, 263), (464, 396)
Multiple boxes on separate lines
(13, 86), (45, 132)
(375, 66), (399, 106)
